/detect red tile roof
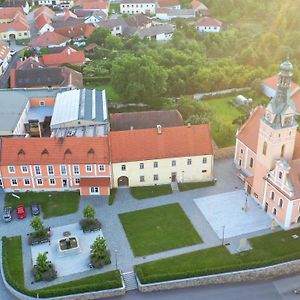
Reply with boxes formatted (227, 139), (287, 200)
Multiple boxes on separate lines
(196, 16), (222, 27)
(29, 31), (70, 48)
(0, 137), (109, 165)
(0, 9), (29, 31)
(263, 75), (300, 95)
(0, 42), (10, 61)
(55, 23), (95, 38)
(109, 124), (213, 163)
(237, 106), (265, 153)
(34, 6), (55, 19)
(0, 7), (23, 20)
(40, 47), (86, 66)
(35, 13), (52, 30)
(190, 0), (207, 10)
(75, 0), (109, 10)
(80, 177), (110, 187)
(157, 0), (179, 7)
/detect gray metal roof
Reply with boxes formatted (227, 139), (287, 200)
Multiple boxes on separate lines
(134, 24), (174, 38)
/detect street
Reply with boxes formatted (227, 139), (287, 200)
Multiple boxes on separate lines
(0, 51), (19, 89)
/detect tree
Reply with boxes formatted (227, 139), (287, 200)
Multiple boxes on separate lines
(83, 204), (95, 219)
(104, 35), (123, 50)
(111, 54), (168, 105)
(90, 236), (107, 260)
(88, 28), (111, 46)
(36, 252), (50, 273)
(30, 216), (44, 232)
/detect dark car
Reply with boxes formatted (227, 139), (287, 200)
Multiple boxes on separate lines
(16, 204), (26, 219)
(30, 203), (40, 216)
(3, 206), (12, 222)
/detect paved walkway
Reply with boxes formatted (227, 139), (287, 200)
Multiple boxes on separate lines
(0, 159), (252, 290)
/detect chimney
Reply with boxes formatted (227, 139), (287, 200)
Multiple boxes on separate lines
(157, 124), (162, 134)
(187, 123), (191, 128)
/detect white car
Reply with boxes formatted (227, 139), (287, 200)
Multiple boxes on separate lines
(9, 50), (16, 56)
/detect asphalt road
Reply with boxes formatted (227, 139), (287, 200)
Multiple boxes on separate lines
(0, 52), (19, 89)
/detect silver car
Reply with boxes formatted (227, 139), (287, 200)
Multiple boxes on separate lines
(3, 206), (12, 222)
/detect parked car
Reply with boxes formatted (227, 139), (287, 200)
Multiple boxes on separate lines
(3, 206), (12, 222)
(16, 205), (26, 219)
(30, 203), (40, 216)
(9, 50), (16, 56)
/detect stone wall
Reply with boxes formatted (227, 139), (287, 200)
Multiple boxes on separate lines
(137, 259), (300, 292)
(214, 146), (235, 160)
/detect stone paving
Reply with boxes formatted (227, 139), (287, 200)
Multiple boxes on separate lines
(0, 158), (274, 290)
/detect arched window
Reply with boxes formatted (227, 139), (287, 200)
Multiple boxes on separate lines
(278, 198), (283, 208)
(263, 141), (267, 155)
(279, 171), (283, 179)
(270, 191), (275, 200)
(273, 208), (277, 215)
(249, 157), (254, 168)
(281, 144), (285, 158)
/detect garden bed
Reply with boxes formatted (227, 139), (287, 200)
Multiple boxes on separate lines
(80, 218), (102, 233)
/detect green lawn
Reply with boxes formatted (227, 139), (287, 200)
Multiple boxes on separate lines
(108, 188), (117, 205)
(178, 181), (216, 192)
(130, 185), (172, 200)
(119, 203), (202, 257)
(5, 192), (80, 219)
(135, 228), (300, 283)
(2, 236), (122, 297)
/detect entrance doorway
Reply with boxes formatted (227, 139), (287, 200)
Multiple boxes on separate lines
(62, 179), (68, 188)
(171, 172), (177, 182)
(90, 187), (99, 195)
(9, 33), (16, 40)
(118, 176), (129, 187)
(264, 202), (269, 212)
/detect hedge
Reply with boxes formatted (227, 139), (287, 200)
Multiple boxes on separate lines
(83, 76), (111, 85)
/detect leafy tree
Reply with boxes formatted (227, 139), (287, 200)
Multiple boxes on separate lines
(104, 35), (123, 50)
(36, 252), (50, 273)
(90, 236), (107, 260)
(88, 28), (111, 46)
(83, 204), (95, 219)
(30, 216), (44, 232)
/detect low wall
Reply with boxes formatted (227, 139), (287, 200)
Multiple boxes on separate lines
(0, 241), (126, 300)
(137, 259), (300, 292)
(214, 146), (235, 160)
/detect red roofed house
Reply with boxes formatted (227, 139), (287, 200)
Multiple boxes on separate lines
(109, 124), (214, 187)
(156, 0), (180, 9)
(0, 7), (30, 41)
(190, 0), (208, 15)
(0, 137), (111, 196)
(195, 16), (222, 33)
(40, 46), (86, 66)
(0, 41), (10, 76)
(74, 0), (109, 14)
(35, 13), (54, 35)
(33, 6), (55, 19)
(234, 60), (300, 229)
(29, 31), (71, 49)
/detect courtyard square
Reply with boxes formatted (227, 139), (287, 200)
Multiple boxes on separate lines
(119, 203), (202, 257)
(194, 190), (272, 239)
(31, 223), (104, 277)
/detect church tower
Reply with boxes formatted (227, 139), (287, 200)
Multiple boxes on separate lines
(252, 59), (298, 202)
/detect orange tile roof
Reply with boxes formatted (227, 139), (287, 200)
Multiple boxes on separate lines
(80, 177), (110, 186)
(157, 0), (179, 7)
(29, 31), (70, 48)
(196, 16), (222, 27)
(55, 23), (95, 38)
(75, 0), (109, 9)
(0, 137), (109, 165)
(190, 0), (207, 10)
(40, 47), (86, 66)
(35, 13), (52, 30)
(0, 10), (29, 31)
(109, 124), (213, 163)
(34, 6), (55, 19)
(263, 75), (300, 94)
(0, 7), (23, 20)
(237, 106), (265, 153)
(292, 90), (300, 113)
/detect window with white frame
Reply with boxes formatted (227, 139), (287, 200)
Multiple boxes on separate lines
(273, 208), (277, 215)
(11, 179), (17, 186)
(34, 165), (41, 175)
(99, 164), (105, 172)
(21, 166), (28, 173)
(60, 165), (67, 175)
(270, 191), (275, 200)
(49, 178), (55, 185)
(202, 170), (207, 173)
(73, 165), (80, 175)
(75, 178), (80, 184)
(140, 163), (144, 169)
(140, 176), (145, 182)
(278, 198), (283, 208)
(172, 160), (176, 166)
(154, 174), (159, 181)
(36, 179), (43, 185)
(203, 157), (207, 164)
(39, 101), (45, 106)
(8, 166), (15, 173)
(187, 159), (192, 165)
(86, 165), (92, 172)
(48, 165), (54, 175)
(24, 179), (30, 185)
(121, 164), (126, 171)
(153, 161), (158, 168)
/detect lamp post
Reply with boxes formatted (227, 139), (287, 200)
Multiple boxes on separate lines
(222, 225), (225, 245)
(115, 249), (118, 270)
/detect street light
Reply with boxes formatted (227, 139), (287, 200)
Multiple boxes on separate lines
(115, 249), (118, 270)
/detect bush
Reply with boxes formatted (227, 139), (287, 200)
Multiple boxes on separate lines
(83, 76), (111, 85)
(28, 229), (49, 245)
(33, 263), (57, 282)
(80, 218), (101, 232)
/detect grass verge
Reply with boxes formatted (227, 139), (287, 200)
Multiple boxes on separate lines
(108, 188), (117, 205)
(135, 228), (300, 283)
(130, 185), (172, 200)
(5, 192), (80, 219)
(2, 236), (122, 298)
(178, 181), (216, 192)
(119, 203), (202, 256)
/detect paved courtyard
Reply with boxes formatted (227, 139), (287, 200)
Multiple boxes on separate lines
(194, 190), (273, 239)
(31, 223), (103, 277)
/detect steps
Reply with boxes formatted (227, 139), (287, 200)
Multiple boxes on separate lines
(122, 271), (138, 291)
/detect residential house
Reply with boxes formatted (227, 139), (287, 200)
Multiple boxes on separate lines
(0, 136), (111, 196)
(120, 0), (156, 15)
(16, 57), (45, 70)
(33, 6), (56, 20)
(156, 0), (180, 9)
(34, 0), (73, 8)
(40, 46), (86, 67)
(10, 66), (83, 89)
(35, 13), (54, 35)
(29, 31), (71, 49)
(74, 10), (107, 23)
(156, 8), (195, 20)
(1, 0), (30, 14)
(0, 7), (30, 41)
(125, 14), (152, 28)
(195, 16), (222, 33)
(134, 24), (174, 41)
(96, 19), (127, 36)
(110, 124), (214, 187)
(73, 0), (109, 14)
(190, 0), (208, 15)
(234, 60), (300, 229)
(110, 110), (184, 131)
(0, 41), (10, 76)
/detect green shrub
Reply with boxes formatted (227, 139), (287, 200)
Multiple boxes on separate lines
(80, 218), (101, 232)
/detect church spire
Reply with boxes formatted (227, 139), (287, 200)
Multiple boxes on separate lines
(264, 59), (297, 128)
